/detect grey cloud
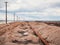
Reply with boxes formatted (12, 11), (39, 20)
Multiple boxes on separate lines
(0, 0), (60, 12)
(51, 2), (60, 8)
(0, 0), (16, 8)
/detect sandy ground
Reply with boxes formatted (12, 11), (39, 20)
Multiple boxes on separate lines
(0, 22), (60, 45)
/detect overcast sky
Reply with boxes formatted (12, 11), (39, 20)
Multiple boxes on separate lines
(0, 0), (60, 21)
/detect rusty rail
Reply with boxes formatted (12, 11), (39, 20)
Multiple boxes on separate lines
(27, 22), (49, 45)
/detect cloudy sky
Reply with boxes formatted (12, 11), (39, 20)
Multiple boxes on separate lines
(0, 0), (60, 21)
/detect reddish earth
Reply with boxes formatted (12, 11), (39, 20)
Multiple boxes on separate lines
(0, 22), (60, 45)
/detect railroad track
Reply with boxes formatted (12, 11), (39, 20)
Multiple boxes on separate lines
(0, 24), (9, 29)
(0, 22), (15, 30)
(27, 22), (49, 45)
(0, 22), (20, 36)
(0, 22), (49, 45)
